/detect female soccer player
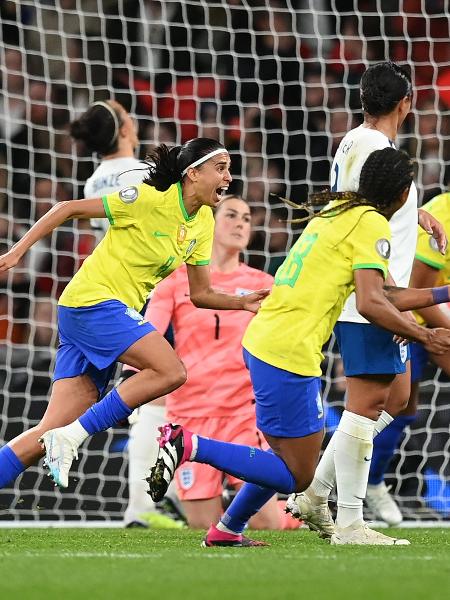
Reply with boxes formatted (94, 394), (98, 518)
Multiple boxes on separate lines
(0, 137), (269, 491)
(366, 190), (450, 525)
(148, 147), (450, 546)
(126, 194), (282, 531)
(286, 61), (447, 544)
(72, 100), (181, 527)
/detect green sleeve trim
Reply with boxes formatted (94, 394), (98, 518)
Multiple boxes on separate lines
(414, 253), (443, 270)
(102, 196), (114, 225)
(195, 259), (210, 266)
(353, 262), (387, 279)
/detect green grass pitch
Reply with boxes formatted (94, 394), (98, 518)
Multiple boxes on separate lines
(0, 528), (449, 600)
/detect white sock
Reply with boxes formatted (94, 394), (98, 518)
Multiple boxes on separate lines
(124, 403), (178, 524)
(309, 409), (393, 500)
(63, 419), (90, 445)
(334, 410), (376, 529)
(216, 521), (239, 535)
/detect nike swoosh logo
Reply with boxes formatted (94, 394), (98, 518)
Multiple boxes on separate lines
(153, 231), (169, 237)
(363, 456), (372, 462)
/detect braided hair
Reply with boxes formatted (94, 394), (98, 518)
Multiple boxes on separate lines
(277, 148), (413, 223)
(144, 138), (226, 192)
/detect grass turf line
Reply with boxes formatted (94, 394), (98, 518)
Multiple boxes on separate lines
(0, 528), (449, 600)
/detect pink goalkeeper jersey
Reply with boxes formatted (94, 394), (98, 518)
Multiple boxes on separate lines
(146, 263), (273, 419)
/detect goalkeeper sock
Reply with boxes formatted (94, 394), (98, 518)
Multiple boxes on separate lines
(78, 388), (133, 437)
(368, 414), (416, 485)
(220, 481), (276, 534)
(310, 409), (394, 499)
(0, 445), (25, 488)
(335, 410), (376, 528)
(194, 437), (297, 494)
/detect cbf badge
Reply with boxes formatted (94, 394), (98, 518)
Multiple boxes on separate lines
(177, 224), (187, 245)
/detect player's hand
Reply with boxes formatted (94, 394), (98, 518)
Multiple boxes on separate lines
(0, 249), (21, 272)
(423, 327), (450, 354)
(393, 311), (416, 345)
(241, 288), (271, 313)
(418, 209), (447, 255)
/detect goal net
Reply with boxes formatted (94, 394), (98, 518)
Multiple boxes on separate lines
(1, 0), (449, 523)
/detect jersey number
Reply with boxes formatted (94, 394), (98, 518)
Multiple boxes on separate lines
(274, 233), (318, 288)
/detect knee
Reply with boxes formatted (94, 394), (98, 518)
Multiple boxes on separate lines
(167, 360), (187, 391)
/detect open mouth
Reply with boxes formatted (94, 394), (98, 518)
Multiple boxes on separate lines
(216, 186), (228, 200)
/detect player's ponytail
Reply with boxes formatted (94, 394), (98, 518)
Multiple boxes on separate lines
(275, 147), (413, 223)
(70, 101), (123, 155)
(144, 138), (227, 192)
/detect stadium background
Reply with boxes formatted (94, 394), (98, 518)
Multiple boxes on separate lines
(0, 0), (449, 523)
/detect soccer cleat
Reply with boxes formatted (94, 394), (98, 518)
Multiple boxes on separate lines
(39, 428), (79, 488)
(146, 424), (193, 503)
(201, 524), (269, 547)
(331, 521), (410, 545)
(365, 482), (403, 526)
(285, 492), (335, 538)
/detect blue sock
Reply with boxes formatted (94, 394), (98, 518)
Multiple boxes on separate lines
(221, 482), (277, 534)
(0, 445), (26, 488)
(195, 437), (296, 494)
(369, 415), (417, 485)
(78, 388), (133, 435)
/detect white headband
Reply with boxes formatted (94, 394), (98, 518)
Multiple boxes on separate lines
(181, 148), (227, 177)
(92, 101), (120, 145)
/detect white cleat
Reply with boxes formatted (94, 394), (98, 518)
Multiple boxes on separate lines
(331, 521), (410, 545)
(39, 428), (79, 488)
(285, 492), (335, 539)
(365, 482), (403, 526)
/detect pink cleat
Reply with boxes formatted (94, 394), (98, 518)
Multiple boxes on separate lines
(202, 524), (269, 548)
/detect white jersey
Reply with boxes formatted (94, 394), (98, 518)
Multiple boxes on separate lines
(84, 156), (148, 234)
(332, 125), (418, 323)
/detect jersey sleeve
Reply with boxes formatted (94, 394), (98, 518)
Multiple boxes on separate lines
(145, 273), (177, 334)
(102, 184), (147, 228)
(185, 208), (215, 266)
(350, 210), (391, 279)
(415, 197), (449, 270)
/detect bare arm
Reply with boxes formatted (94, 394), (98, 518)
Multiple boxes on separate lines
(186, 264), (270, 312)
(0, 198), (105, 271)
(418, 209), (448, 254)
(354, 269), (449, 351)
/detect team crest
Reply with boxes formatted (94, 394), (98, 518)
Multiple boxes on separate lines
(375, 238), (391, 259)
(399, 343), (408, 364)
(178, 467), (194, 490)
(125, 307), (145, 325)
(429, 236), (440, 252)
(119, 186), (138, 204)
(177, 224), (187, 245)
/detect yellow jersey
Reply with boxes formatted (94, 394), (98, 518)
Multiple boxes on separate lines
(242, 203), (390, 376)
(59, 182), (214, 311)
(414, 192), (450, 325)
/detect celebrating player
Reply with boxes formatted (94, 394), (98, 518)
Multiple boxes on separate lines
(366, 190), (450, 525)
(286, 61), (447, 544)
(0, 137), (269, 492)
(125, 194), (282, 531)
(148, 147), (450, 547)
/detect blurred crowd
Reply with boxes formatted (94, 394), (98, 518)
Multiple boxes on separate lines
(1, 0), (450, 350)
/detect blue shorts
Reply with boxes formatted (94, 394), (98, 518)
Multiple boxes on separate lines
(410, 342), (428, 383)
(243, 348), (324, 438)
(54, 300), (156, 396)
(334, 321), (410, 377)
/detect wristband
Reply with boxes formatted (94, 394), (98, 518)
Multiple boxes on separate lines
(431, 285), (450, 305)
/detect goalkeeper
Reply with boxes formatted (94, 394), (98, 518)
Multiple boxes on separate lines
(148, 147), (450, 547)
(0, 137), (269, 491)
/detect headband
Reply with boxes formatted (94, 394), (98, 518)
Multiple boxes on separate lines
(181, 148), (227, 177)
(92, 101), (120, 145)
